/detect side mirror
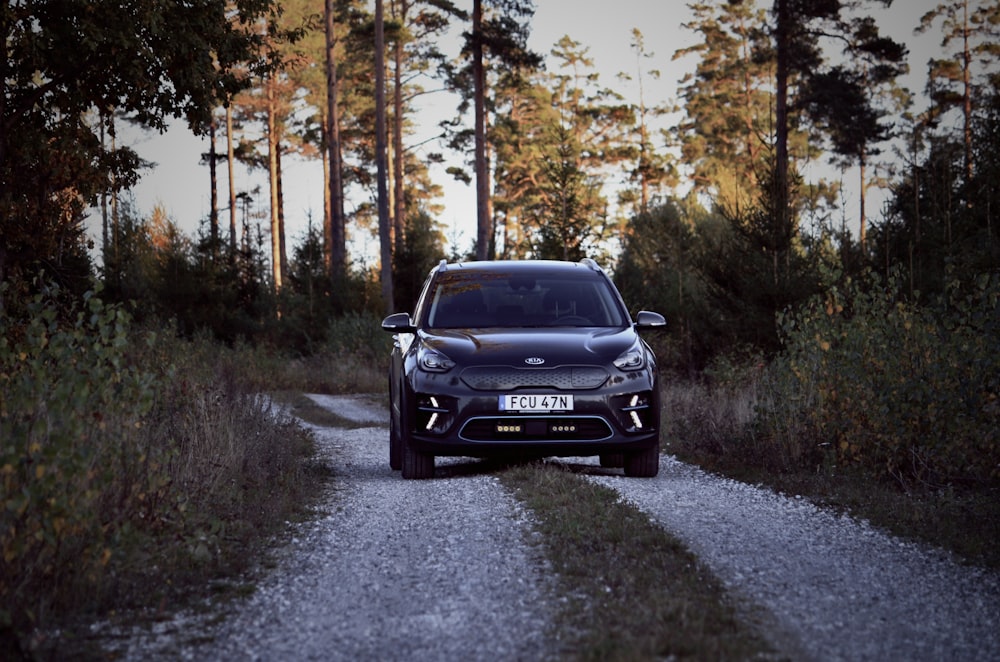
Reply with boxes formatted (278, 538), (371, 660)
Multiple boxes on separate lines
(635, 310), (666, 329)
(381, 312), (415, 333)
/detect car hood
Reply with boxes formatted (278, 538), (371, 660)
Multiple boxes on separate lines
(420, 326), (636, 368)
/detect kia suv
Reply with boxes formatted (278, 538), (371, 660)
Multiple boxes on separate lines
(381, 259), (665, 479)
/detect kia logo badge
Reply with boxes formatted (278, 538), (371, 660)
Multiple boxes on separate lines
(525, 357), (545, 365)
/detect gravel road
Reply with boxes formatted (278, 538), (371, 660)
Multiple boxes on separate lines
(585, 458), (1000, 661)
(103, 394), (1000, 661)
(102, 395), (561, 661)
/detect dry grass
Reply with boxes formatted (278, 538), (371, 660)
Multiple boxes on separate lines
(4, 332), (330, 659)
(662, 375), (1000, 570)
(661, 379), (759, 461)
(501, 463), (777, 660)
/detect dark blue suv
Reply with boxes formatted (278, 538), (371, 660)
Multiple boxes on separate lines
(381, 259), (666, 479)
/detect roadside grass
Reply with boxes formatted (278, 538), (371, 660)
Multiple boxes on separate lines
(500, 463), (778, 661)
(269, 391), (376, 429)
(1, 291), (336, 658)
(243, 348), (387, 395)
(260, 312), (391, 395)
(11, 283), (993, 659)
(662, 377), (1000, 571)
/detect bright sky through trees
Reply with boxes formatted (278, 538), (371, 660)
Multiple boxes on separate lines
(110, 0), (943, 259)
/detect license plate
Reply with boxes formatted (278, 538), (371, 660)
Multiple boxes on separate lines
(499, 394), (573, 412)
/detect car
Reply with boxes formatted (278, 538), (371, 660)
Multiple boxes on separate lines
(380, 258), (666, 479)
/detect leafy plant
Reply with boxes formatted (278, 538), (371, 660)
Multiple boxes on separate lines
(1, 283), (156, 632)
(760, 269), (1000, 485)
(1, 283), (323, 654)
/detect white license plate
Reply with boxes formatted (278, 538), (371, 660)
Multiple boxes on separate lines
(499, 394), (573, 412)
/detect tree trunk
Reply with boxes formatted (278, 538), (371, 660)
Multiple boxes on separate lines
(209, 116), (219, 256)
(375, 0), (394, 312)
(473, 0), (489, 261)
(387, 116), (396, 249)
(961, 0), (973, 188)
(859, 147), (867, 251)
(277, 145), (287, 279)
(267, 75), (283, 292)
(226, 105), (237, 257)
(773, 0), (791, 285)
(322, 122), (332, 275)
(110, 116), (119, 278)
(100, 111), (109, 262)
(392, 1), (407, 255)
(325, 0), (346, 281)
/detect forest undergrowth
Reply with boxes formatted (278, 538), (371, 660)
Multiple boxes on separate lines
(0, 283), (386, 658)
(3, 269), (998, 658)
(662, 270), (1000, 569)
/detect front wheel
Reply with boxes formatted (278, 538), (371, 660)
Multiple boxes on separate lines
(389, 406), (402, 471)
(623, 445), (659, 478)
(401, 437), (435, 479)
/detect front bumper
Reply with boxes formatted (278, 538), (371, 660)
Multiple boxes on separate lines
(403, 370), (660, 458)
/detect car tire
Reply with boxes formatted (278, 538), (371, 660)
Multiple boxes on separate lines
(623, 445), (659, 478)
(397, 386), (432, 478)
(401, 437), (435, 479)
(389, 406), (402, 471)
(600, 453), (624, 468)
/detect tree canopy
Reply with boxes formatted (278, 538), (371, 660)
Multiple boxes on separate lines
(2, 0), (997, 371)
(0, 0), (280, 301)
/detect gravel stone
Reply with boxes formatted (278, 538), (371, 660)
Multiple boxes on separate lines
(100, 396), (1000, 661)
(102, 415), (559, 661)
(582, 455), (1000, 661)
(304, 393), (389, 426)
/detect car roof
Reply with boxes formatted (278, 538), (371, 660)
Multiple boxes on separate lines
(436, 259), (604, 276)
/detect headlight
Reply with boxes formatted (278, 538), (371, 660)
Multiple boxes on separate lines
(614, 347), (644, 370)
(419, 346), (456, 372)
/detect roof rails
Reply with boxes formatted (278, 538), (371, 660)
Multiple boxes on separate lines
(437, 258), (600, 273)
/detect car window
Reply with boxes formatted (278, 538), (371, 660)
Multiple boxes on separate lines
(425, 272), (627, 329)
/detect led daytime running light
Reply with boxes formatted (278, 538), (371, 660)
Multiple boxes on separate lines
(629, 394), (643, 428)
(425, 396), (440, 430)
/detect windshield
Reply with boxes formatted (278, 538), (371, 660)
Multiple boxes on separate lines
(424, 270), (627, 329)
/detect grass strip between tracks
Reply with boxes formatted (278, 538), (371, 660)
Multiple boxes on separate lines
(500, 463), (780, 661)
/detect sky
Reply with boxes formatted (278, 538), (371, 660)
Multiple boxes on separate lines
(104, 0), (946, 262)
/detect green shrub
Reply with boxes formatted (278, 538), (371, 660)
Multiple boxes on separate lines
(1, 284), (157, 632)
(1, 284), (321, 650)
(326, 311), (393, 363)
(758, 270), (1000, 485)
(267, 312), (391, 394)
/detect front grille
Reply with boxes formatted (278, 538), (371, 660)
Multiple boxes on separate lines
(460, 416), (613, 442)
(460, 366), (609, 391)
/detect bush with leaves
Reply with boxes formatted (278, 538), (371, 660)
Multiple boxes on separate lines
(758, 270), (1000, 485)
(1, 284), (320, 652)
(1, 283), (157, 634)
